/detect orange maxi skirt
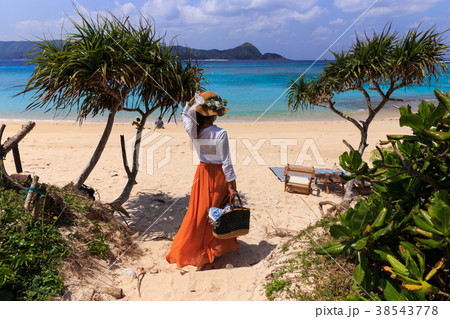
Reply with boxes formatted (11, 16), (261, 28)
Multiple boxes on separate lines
(166, 162), (240, 268)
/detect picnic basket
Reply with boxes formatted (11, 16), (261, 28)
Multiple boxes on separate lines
(212, 194), (250, 239)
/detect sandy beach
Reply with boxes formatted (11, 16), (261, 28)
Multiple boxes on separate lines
(2, 118), (411, 301)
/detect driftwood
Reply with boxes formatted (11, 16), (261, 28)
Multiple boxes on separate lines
(318, 180), (357, 218)
(32, 183), (47, 220)
(0, 122), (36, 157)
(0, 123), (35, 191)
(319, 198), (355, 218)
(0, 158), (26, 191)
(24, 175), (39, 211)
(137, 268), (146, 298)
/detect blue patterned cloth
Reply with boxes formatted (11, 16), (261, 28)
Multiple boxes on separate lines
(208, 204), (234, 226)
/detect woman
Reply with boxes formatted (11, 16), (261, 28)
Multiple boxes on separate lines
(166, 91), (240, 268)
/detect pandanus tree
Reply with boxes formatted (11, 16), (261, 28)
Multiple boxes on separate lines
(19, 10), (201, 193)
(20, 10), (143, 188)
(110, 29), (203, 212)
(287, 25), (449, 155)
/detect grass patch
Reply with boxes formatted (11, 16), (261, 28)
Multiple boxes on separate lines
(0, 183), (135, 301)
(0, 187), (68, 300)
(264, 218), (361, 301)
(85, 233), (110, 259)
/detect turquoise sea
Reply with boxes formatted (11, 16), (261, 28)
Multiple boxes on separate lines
(1, 59), (449, 123)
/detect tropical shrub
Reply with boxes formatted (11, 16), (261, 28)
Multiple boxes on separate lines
(0, 188), (69, 300)
(317, 89), (450, 301)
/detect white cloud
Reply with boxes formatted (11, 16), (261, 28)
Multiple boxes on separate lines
(333, 0), (373, 12)
(137, 0), (328, 43)
(334, 0), (443, 16)
(141, 0), (184, 20)
(313, 26), (330, 35)
(329, 18), (344, 25)
(289, 6), (328, 23)
(113, 1), (137, 16)
(14, 17), (70, 38)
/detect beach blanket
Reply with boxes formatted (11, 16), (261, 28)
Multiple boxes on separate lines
(269, 167), (285, 182)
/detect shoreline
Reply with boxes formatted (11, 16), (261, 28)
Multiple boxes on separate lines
(0, 97), (432, 125)
(0, 115), (401, 126)
(0, 105), (403, 125)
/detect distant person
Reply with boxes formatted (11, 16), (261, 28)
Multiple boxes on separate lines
(132, 117), (141, 129)
(155, 116), (164, 129)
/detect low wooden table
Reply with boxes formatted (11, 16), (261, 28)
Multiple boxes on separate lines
(314, 169), (346, 194)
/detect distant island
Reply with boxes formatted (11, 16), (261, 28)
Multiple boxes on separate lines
(0, 40), (286, 61)
(174, 42), (286, 60)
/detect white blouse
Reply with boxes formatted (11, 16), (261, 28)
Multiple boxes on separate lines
(182, 102), (237, 182)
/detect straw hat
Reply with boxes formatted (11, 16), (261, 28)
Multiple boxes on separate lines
(193, 91), (229, 117)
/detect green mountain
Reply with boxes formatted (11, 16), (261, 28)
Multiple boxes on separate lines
(0, 40), (286, 61)
(0, 41), (40, 60)
(174, 42), (286, 60)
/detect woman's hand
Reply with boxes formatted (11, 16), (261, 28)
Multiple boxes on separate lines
(227, 180), (237, 199)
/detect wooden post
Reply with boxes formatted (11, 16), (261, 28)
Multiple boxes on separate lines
(24, 175), (39, 211)
(12, 145), (23, 173)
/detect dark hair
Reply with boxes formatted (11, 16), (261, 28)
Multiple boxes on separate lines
(196, 112), (215, 138)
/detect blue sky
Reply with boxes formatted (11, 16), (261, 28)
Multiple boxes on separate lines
(1, 0), (449, 59)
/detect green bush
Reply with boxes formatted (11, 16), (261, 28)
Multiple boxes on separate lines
(85, 233), (109, 259)
(0, 187), (69, 300)
(318, 89), (450, 300)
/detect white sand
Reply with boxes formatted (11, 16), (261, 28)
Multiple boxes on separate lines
(1, 118), (411, 300)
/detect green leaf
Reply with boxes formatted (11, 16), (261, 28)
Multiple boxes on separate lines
(350, 206), (370, 234)
(399, 113), (424, 131)
(413, 214), (443, 236)
(405, 254), (423, 281)
(434, 88), (450, 112)
(382, 279), (408, 301)
(428, 190), (450, 236)
(399, 241), (416, 256)
(372, 221), (394, 241)
(371, 207), (388, 229)
(421, 129), (450, 141)
(353, 252), (372, 292)
(428, 101), (448, 126)
(329, 224), (353, 239)
(415, 237), (444, 249)
(373, 246), (395, 262)
(387, 254), (409, 276)
(315, 241), (349, 255)
(352, 237), (369, 250)
(339, 150), (367, 173)
(418, 99), (431, 120)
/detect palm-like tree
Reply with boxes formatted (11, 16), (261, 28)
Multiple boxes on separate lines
(110, 24), (203, 210)
(287, 25), (449, 154)
(20, 10), (143, 188)
(20, 10), (202, 196)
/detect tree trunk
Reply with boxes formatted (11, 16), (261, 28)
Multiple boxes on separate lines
(110, 115), (149, 208)
(74, 109), (117, 188)
(358, 122), (369, 155)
